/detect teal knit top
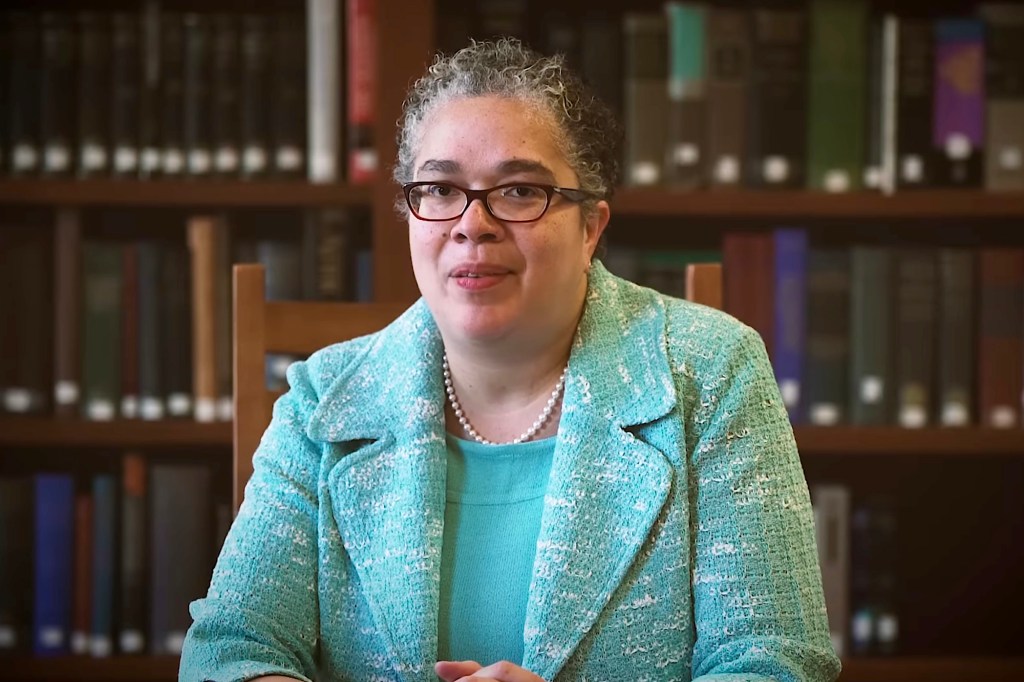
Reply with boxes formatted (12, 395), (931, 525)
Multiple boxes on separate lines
(438, 435), (556, 666)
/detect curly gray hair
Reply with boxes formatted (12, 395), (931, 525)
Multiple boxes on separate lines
(392, 37), (622, 220)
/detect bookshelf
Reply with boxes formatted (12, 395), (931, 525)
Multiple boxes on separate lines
(1, 0), (1022, 680)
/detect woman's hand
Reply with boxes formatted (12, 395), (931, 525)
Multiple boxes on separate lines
(435, 659), (545, 682)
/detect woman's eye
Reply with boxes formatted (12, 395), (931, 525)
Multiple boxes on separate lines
(426, 184), (452, 197)
(505, 185), (543, 199)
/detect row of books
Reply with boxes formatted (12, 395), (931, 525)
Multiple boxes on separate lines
(0, 207), (371, 421)
(0, 0), (374, 183)
(811, 485), (898, 658)
(0, 454), (229, 657)
(603, 236), (1024, 429)
(443, 0), (1024, 192)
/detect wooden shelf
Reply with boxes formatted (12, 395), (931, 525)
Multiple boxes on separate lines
(612, 188), (1024, 218)
(0, 418), (232, 448)
(839, 656), (1024, 682)
(1, 655), (179, 681)
(0, 179), (372, 208)
(0, 420), (1020, 455)
(794, 427), (1024, 456)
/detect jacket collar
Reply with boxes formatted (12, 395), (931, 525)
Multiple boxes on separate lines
(308, 262), (677, 680)
(307, 261), (676, 444)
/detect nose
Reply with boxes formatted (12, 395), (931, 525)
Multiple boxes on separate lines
(451, 196), (503, 243)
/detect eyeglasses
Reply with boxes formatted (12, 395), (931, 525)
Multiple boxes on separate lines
(402, 181), (600, 223)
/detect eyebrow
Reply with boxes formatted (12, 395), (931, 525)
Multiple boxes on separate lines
(416, 158), (558, 183)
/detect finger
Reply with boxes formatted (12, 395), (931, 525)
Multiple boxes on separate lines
(459, 660), (544, 681)
(435, 660), (482, 682)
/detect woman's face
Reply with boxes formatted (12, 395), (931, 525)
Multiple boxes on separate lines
(408, 95), (609, 350)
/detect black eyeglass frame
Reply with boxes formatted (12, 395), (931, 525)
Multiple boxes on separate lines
(402, 181), (601, 223)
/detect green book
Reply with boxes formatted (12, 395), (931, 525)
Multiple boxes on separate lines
(807, 0), (869, 192)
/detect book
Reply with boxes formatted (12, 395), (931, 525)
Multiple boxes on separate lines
(188, 215), (222, 423)
(848, 246), (894, 425)
(936, 248), (976, 426)
(705, 6), (750, 188)
(347, 0), (378, 183)
(89, 475), (117, 658)
(932, 18), (986, 187)
(118, 453), (147, 654)
(981, 3), (1024, 191)
(307, 0), (341, 182)
(747, 8), (807, 188)
(0, 476), (33, 654)
(810, 483), (851, 658)
(807, 0), (868, 193)
(773, 228), (807, 423)
(977, 248), (1024, 428)
(149, 463), (213, 655)
(33, 474), (75, 657)
(81, 241), (123, 422)
(804, 249), (851, 426)
(893, 248), (937, 428)
(623, 12), (670, 186)
(664, 2), (707, 188)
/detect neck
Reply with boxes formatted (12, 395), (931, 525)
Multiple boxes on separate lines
(442, 333), (574, 444)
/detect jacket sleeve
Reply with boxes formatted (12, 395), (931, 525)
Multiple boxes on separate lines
(687, 324), (842, 682)
(179, 360), (322, 682)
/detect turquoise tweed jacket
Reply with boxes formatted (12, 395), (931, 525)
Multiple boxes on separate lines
(180, 261), (841, 682)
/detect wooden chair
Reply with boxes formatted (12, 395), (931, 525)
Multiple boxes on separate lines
(233, 261), (723, 511)
(232, 263), (407, 511)
(684, 262), (723, 310)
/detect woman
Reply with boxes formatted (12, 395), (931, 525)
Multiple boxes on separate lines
(180, 39), (841, 682)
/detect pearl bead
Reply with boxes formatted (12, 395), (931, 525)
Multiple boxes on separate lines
(442, 352), (567, 445)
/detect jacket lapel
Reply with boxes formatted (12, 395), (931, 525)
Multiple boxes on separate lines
(522, 263), (678, 679)
(309, 302), (447, 681)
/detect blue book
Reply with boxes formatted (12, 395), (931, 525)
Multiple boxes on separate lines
(90, 475), (117, 657)
(773, 228), (808, 423)
(33, 474), (75, 656)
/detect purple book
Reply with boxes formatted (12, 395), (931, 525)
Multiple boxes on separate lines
(773, 228), (808, 424)
(933, 18), (985, 185)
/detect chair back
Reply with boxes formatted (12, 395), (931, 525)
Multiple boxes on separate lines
(232, 263), (406, 511)
(684, 262), (723, 310)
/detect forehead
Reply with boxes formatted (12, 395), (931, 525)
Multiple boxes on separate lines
(414, 95), (572, 179)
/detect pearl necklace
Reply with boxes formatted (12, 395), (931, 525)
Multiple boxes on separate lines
(442, 352), (568, 445)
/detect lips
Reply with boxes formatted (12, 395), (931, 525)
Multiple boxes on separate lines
(449, 263), (510, 278)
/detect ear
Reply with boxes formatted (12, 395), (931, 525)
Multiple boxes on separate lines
(583, 200), (611, 260)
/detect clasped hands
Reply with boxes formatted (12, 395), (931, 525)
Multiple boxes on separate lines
(435, 659), (544, 682)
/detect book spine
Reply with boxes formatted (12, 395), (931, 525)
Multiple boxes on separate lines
(807, 0), (868, 193)
(347, 0), (378, 183)
(118, 453), (147, 654)
(936, 248), (975, 426)
(160, 11), (187, 178)
(8, 12), (42, 176)
(80, 241), (123, 422)
(188, 215), (221, 423)
(981, 4), (1024, 191)
(747, 8), (807, 188)
(110, 12), (142, 177)
(705, 7), (750, 187)
(33, 474), (75, 657)
(976, 248), (1024, 428)
(773, 228), (807, 422)
(896, 18), (936, 188)
(71, 487), (93, 655)
(0, 477), (33, 654)
(893, 248), (937, 428)
(307, 0), (342, 183)
(120, 243), (140, 418)
(76, 12), (111, 177)
(271, 11), (307, 178)
(89, 475), (116, 657)
(240, 13), (272, 179)
(804, 249), (851, 425)
(210, 13), (242, 178)
(623, 12), (670, 186)
(183, 13), (214, 178)
(664, 2), (707, 188)
(39, 12), (76, 177)
(848, 246), (894, 425)
(932, 18), (986, 187)
(138, 1), (162, 178)
(137, 240), (165, 420)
